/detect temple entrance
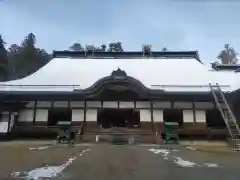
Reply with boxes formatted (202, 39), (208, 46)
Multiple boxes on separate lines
(163, 109), (183, 126)
(47, 108), (72, 126)
(97, 109), (140, 129)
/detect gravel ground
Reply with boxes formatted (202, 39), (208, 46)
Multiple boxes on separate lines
(0, 143), (91, 180)
(1, 142), (240, 180)
(58, 144), (240, 180)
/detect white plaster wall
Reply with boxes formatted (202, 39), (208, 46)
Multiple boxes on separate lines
(25, 101), (35, 108)
(18, 110), (34, 122)
(119, 101), (134, 108)
(53, 101), (68, 108)
(140, 109), (151, 122)
(183, 110), (194, 123)
(0, 122), (8, 133)
(35, 110), (48, 122)
(174, 102), (193, 109)
(86, 101), (101, 108)
(195, 110), (206, 123)
(194, 102), (214, 109)
(72, 110), (84, 122)
(153, 110), (163, 122)
(136, 101), (151, 108)
(153, 101), (171, 109)
(37, 101), (52, 108)
(0, 113), (9, 133)
(86, 109), (97, 121)
(103, 101), (118, 108)
(70, 101), (85, 108)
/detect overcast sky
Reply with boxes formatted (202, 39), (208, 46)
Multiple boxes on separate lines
(1, 0), (240, 63)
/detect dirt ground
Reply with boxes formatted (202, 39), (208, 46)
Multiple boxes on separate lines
(1, 141), (240, 180)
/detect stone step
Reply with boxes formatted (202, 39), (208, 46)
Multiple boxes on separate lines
(79, 134), (158, 144)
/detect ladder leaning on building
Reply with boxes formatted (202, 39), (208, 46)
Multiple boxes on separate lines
(209, 83), (240, 150)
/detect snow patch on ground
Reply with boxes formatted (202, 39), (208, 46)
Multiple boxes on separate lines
(148, 148), (171, 159)
(148, 148), (169, 155)
(148, 148), (219, 168)
(174, 157), (197, 167)
(11, 157), (76, 180)
(79, 148), (90, 156)
(186, 146), (196, 151)
(29, 146), (50, 151)
(205, 163), (218, 167)
(11, 148), (91, 179)
(10, 172), (20, 177)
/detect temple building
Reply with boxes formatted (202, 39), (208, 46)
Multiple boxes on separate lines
(0, 46), (240, 143)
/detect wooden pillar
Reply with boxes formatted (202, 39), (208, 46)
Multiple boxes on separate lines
(170, 100), (174, 109)
(80, 100), (87, 135)
(150, 101), (153, 122)
(68, 100), (71, 121)
(7, 111), (11, 134)
(50, 101), (54, 111)
(84, 100), (86, 122)
(192, 101), (196, 123)
(213, 100), (216, 109)
(33, 101), (37, 125)
(150, 101), (154, 130)
(117, 101), (120, 109)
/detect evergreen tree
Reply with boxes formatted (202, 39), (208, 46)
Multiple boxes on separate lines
(7, 33), (51, 79)
(8, 44), (21, 77)
(0, 35), (8, 81)
(107, 42), (123, 52)
(69, 43), (84, 51)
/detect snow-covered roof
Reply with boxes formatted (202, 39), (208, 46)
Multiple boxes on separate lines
(0, 56), (239, 92)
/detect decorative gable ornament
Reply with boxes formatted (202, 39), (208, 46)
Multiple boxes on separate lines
(111, 68), (127, 80)
(85, 45), (95, 57)
(217, 44), (238, 64)
(142, 44), (152, 56)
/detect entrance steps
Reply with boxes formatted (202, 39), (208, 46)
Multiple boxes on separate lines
(80, 128), (158, 144)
